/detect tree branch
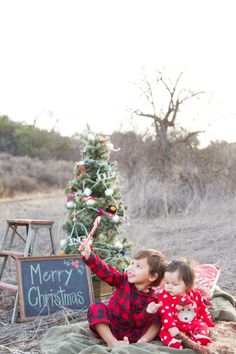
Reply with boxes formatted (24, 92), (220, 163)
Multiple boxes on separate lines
(175, 130), (204, 145)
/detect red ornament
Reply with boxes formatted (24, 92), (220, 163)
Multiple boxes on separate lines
(98, 208), (104, 215)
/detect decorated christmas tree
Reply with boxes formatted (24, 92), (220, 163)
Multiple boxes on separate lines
(60, 129), (132, 271)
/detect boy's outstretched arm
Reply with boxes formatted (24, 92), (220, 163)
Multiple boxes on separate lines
(79, 240), (124, 288)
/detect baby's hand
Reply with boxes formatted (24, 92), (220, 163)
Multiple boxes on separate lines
(79, 240), (91, 259)
(146, 301), (162, 314)
(168, 327), (179, 337)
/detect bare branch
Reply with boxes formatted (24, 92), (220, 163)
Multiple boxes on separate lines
(133, 110), (162, 124)
(175, 130), (204, 145)
(144, 79), (157, 114)
(178, 90), (205, 105)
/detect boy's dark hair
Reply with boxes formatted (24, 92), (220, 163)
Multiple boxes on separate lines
(166, 258), (195, 290)
(134, 249), (167, 286)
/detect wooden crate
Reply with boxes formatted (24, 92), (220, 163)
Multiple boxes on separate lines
(92, 279), (113, 300)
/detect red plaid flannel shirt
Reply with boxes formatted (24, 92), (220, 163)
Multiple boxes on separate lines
(83, 252), (160, 339)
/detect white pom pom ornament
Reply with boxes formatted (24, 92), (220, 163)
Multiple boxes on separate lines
(87, 133), (95, 140)
(114, 239), (123, 250)
(112, 215), (120, 223)
(66, 201), (75, 209)
(105, 188), (113, 196)
(83, 188), (92, 196)
(60, 238), (67, 248)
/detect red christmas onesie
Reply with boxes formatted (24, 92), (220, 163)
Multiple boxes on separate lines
(82, 252), (161, 343)
(158, 289), (214, 349)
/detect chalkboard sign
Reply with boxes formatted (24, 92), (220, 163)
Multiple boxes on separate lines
(16, 255), (94, 321)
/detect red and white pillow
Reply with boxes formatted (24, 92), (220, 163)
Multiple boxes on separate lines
(194, 264), (220, 305)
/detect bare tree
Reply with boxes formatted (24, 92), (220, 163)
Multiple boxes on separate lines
(132, 70), (205, 176)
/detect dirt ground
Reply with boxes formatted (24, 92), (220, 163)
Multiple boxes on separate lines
(0, 191), (236, 353)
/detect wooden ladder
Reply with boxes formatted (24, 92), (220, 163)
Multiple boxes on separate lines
(0, 251), (24, 291)
(0, 219), (55, 323)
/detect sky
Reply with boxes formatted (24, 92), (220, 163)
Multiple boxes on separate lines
(0, 0), (236, 146)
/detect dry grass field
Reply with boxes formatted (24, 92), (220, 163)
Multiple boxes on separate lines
(0, 190), (236, 353)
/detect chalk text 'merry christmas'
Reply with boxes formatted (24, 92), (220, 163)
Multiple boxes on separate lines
(30, 263), (73, 286)
(28, 286), (85, 307)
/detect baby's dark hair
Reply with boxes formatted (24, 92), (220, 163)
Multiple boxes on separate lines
(134, 249), (167, 286)
(166, 258), (195, 290)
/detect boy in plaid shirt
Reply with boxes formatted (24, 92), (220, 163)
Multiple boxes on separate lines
(80, 241), (167, 348)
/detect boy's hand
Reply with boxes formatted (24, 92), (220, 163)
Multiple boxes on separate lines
(137, 337), (148, 343)
(146, 301), (162, 314)
(79, 241), (91, 259)
(168, 326), (179, 337)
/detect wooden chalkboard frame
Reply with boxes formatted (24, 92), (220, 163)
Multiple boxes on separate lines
(16, 255), (94, 321)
